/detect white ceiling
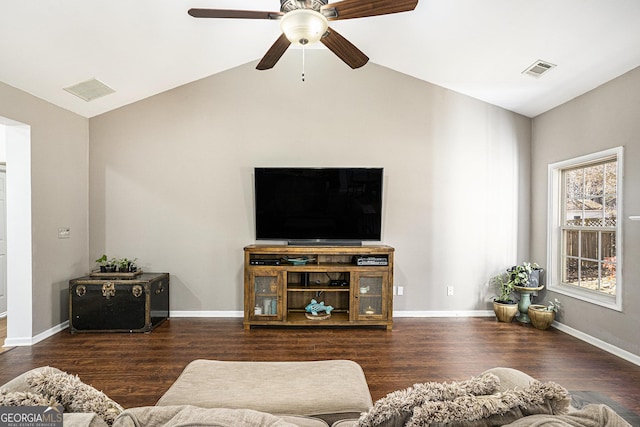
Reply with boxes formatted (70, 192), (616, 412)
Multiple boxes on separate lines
(2, 0), (640, 118)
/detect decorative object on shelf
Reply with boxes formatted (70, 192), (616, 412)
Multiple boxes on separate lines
(282, 256), (315, 265)
(528, 299), (561, 330)
(360, 286), (370, 294)
(490, 273), (518, 323)
(305, 312), (332, 320)
(305, 299), (333, 316)
(254, 306), (263, 315)
(263, 299), (273, 315)
(365, 306), (375, 315)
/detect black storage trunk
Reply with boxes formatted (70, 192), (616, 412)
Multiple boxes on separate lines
(69, 272), (169, 333)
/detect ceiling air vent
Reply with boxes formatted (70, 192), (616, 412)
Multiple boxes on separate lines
(522, 60), (556, 78)
(64, 78), (115, 102)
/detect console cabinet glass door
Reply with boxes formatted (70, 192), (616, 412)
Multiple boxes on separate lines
(249, 270), (283, 321)
(353, 271), (388, 320)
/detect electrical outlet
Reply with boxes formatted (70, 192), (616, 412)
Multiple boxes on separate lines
(397, 286), (404, 296)
(58, 227), (70, 239)
(447, 286), (454, 296)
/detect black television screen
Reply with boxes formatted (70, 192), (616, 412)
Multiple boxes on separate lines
(254, 167), (383, 243)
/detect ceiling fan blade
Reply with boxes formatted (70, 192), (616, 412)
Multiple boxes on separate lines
(188, 8), (282, 20)
(320, 27), (369, 69)
(256, 34), (292, 70)
(322, 0), (418, 20)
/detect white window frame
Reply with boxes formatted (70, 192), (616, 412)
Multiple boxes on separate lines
(546, 146), (623, 311)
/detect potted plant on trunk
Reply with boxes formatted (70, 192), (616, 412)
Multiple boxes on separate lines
(95, 254), (116, 273)
(528, 298), (561, 330)
(116, 257), (138, 273)
(491, 273), (518, 322)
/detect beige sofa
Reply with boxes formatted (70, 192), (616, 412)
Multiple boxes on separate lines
(0, 360), (632, 427)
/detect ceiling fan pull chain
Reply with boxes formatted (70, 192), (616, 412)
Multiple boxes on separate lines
(301, 45), (306, 82)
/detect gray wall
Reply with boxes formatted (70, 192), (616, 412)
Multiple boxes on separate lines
(532, 66), (640, 357)
(0, 81), (89, 337)
(89, 50), (532, 314)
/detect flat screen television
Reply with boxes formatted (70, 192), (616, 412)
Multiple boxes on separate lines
(254, 167), (383, 244)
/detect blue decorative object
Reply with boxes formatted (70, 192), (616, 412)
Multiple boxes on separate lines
(305, 299), (334, 316)
(283, 256), (316, 265)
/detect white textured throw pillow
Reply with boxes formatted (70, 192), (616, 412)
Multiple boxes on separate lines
(0, 389), (59, 407)
(26, 370), (123, 426)
(355, 373), (500, 427)
(355, 373), (570, 427)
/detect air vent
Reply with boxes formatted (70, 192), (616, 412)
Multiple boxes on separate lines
(64, 78), (115, 102)
(522, 60), (556, 78)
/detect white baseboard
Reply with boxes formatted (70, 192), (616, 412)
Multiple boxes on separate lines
(4, 320), (69, 347)
(551, 321), (640, 367)
(393, 310), (495, 318)
(170, 311), (243, 318)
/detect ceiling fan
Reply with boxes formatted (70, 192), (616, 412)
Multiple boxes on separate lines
(188, 0), (419, 70)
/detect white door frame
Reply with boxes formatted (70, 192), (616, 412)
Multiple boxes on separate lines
(0, 165), (6, 316)
(1, 118), (33, 347)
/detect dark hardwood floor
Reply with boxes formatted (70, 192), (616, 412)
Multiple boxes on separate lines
(1, 317), (639, 414)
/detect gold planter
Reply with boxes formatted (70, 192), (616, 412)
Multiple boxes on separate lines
(528, 304), (555, 330)
(493, 301), (518, 323)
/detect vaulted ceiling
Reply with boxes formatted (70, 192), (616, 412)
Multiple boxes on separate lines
(2, 0), (639, 118)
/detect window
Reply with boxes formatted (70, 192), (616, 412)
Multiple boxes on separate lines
(547, 147), (623, 311)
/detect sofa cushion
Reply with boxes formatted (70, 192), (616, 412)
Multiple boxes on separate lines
(355, 368), (571, 427)
(112, 405), (324, 427)
(63, 412), (111, 427)
(157, 359), (373, 420)
(503, 404), (632, 427)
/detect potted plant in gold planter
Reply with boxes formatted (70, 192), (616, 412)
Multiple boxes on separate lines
(528, 298), (561, 330)
(491, 273), (518, 323)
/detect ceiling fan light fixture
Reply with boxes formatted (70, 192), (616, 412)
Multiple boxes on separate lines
(280, 9), (328, 45)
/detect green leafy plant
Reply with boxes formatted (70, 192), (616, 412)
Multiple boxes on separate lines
(493, 273), (515, 303)
(95, 254), (117, 272)
(95, 254), (108, 266)
(116, 257), (137, 272)
(507, 262), (541, 287)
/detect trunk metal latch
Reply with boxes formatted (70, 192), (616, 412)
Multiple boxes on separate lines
(102, 281), (116, 299)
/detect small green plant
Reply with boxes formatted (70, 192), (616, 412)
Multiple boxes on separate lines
(493, 273), (515, 303)
(545, 298), (562, 313)
(116, 257), (137, 272)
(95, 254), (117, 272)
